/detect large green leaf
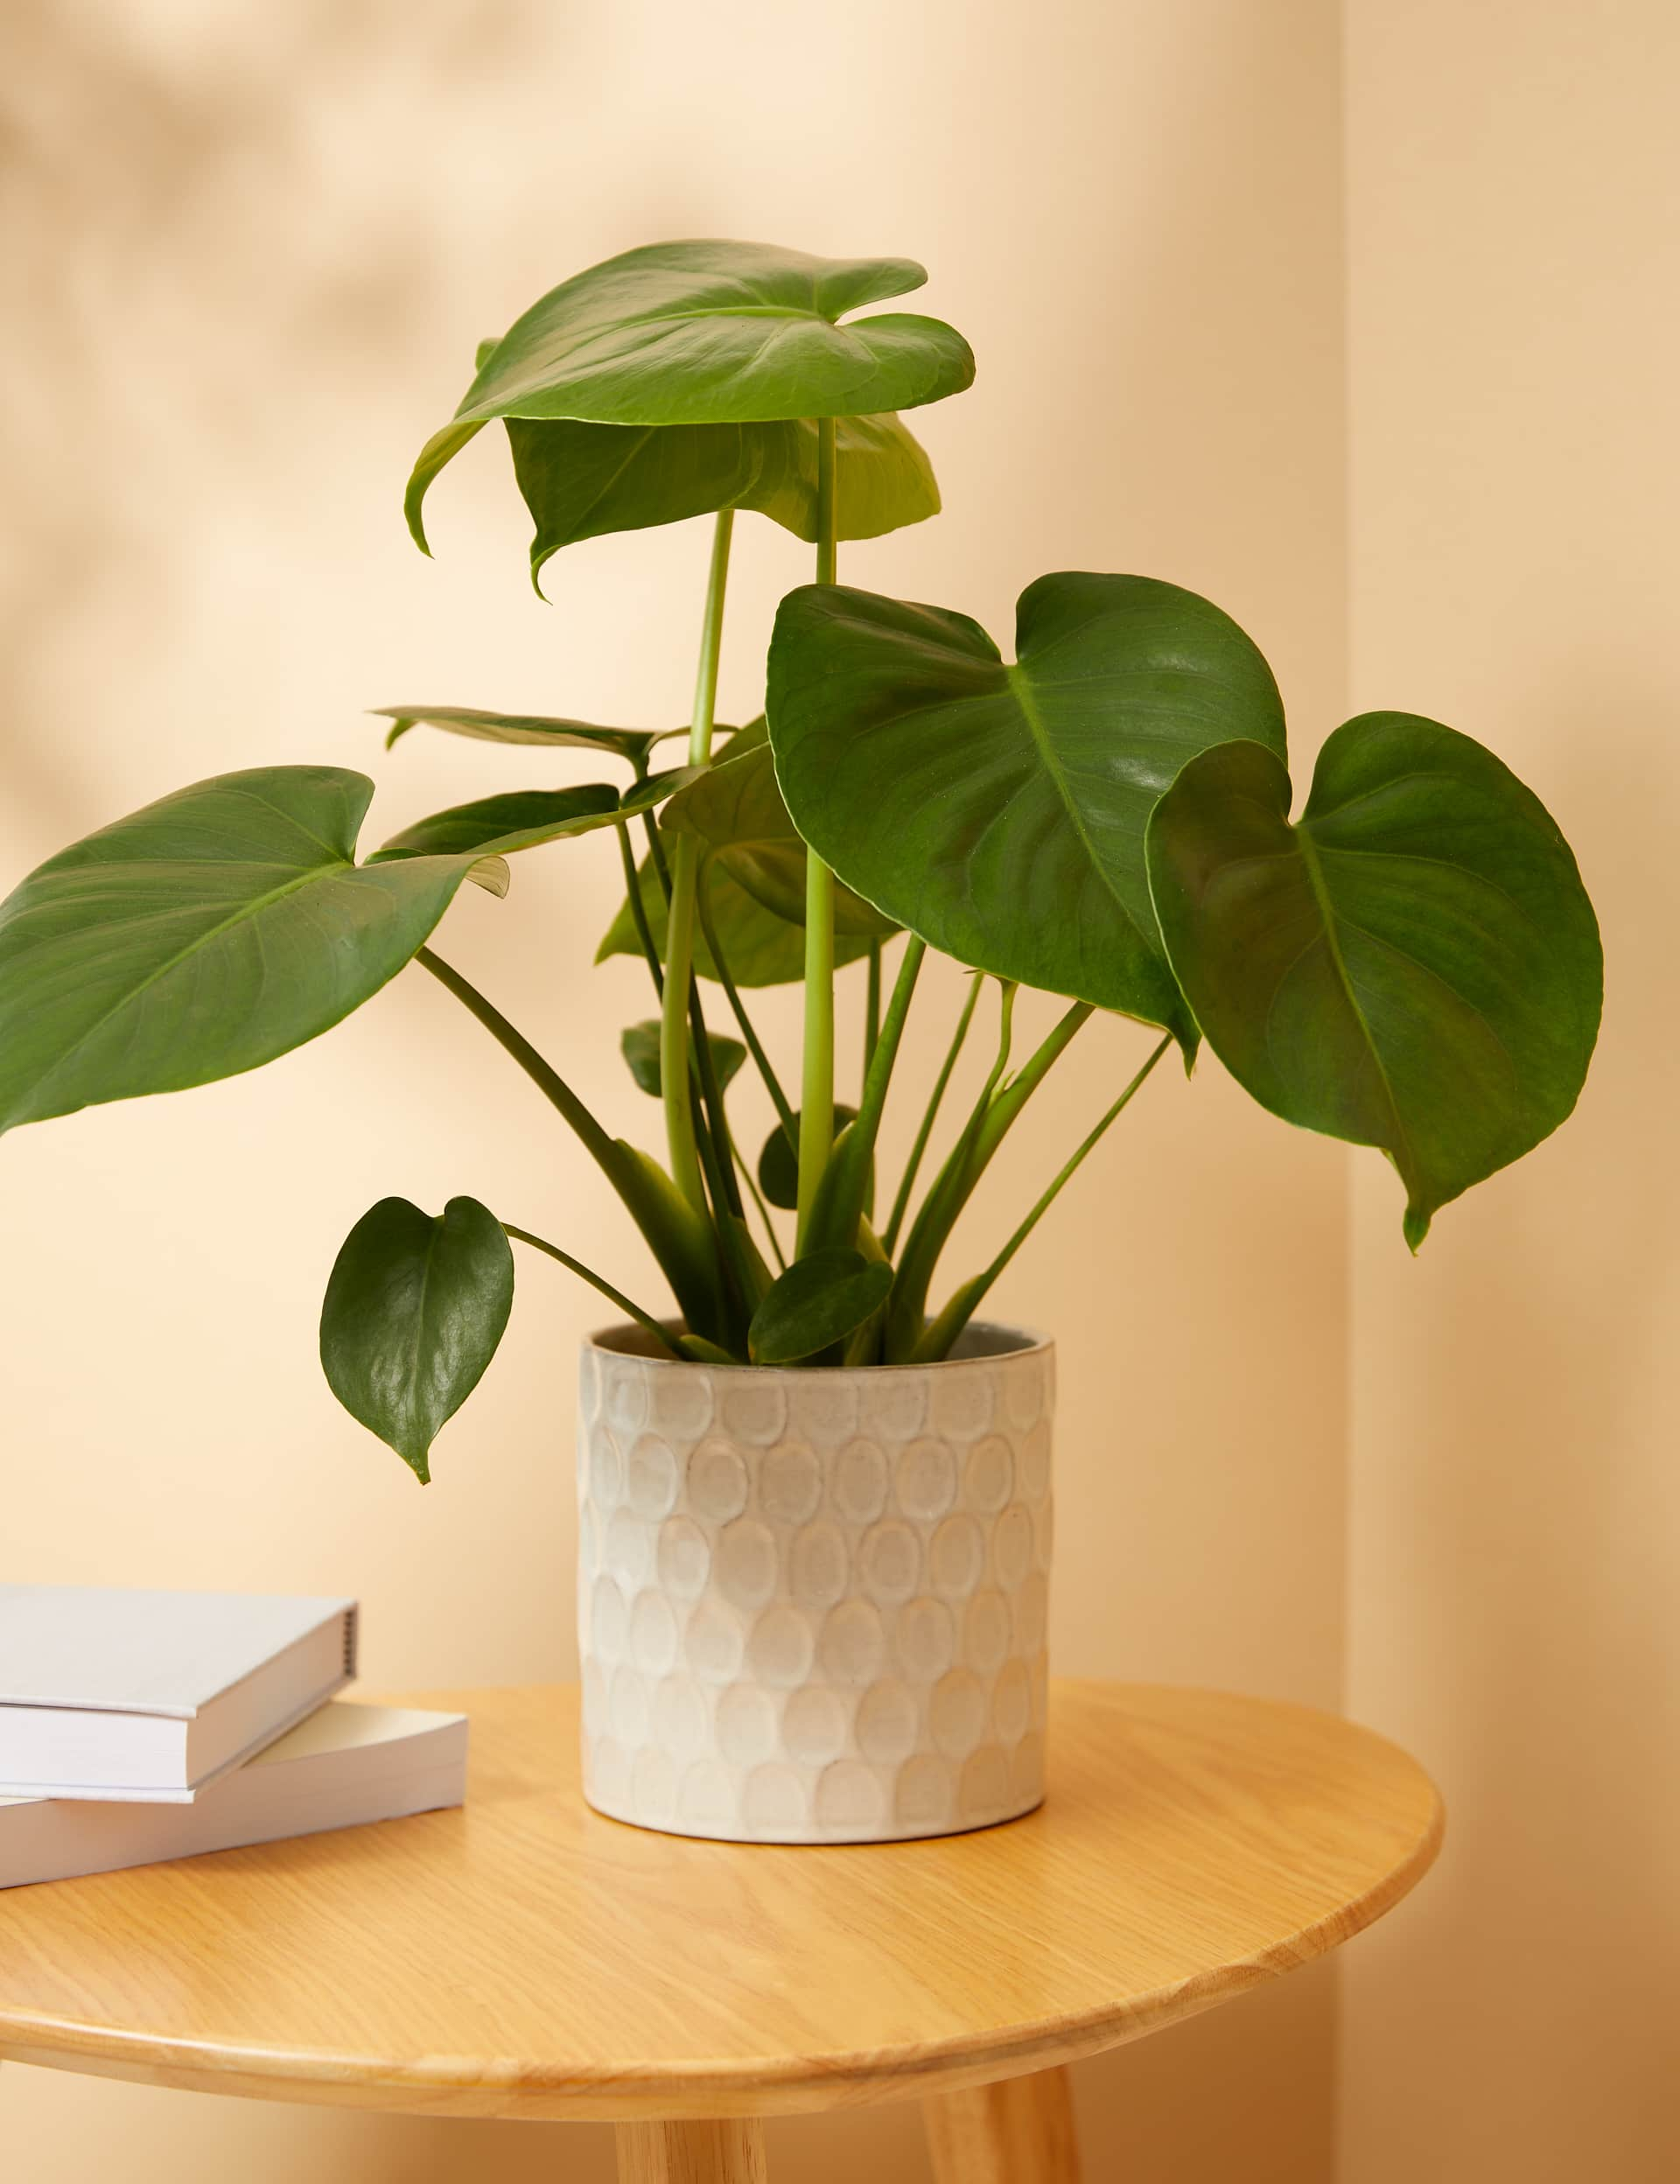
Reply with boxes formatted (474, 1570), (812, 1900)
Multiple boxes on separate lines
(0, 768), (483, 1135)
(661, 736), (899, 938)
(374, 704), (676, 763)
(495, 410), (940, 585)
(319, 1195), (514, 1482)
(437, 239), (971, 430)
(371, 772), (694, 865)
(766, 574), (1287, 1048)
(1145, 717), (1602, 1246)
(597, 851), (873, 987)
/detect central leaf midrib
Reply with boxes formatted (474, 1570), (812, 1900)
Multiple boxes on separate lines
(1004, 663), (1141, 935)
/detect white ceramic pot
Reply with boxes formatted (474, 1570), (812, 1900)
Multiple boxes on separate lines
(575, 1321), (1054, 1844)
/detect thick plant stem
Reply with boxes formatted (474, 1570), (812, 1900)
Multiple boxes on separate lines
(884, 971), (982, 1255)
(912, 1034), (1172, 1362)
(802, 934), (926, 1255)
(614, 817), (663, 998)
(662, 509), (734, 1212)
(796, 416), (839, 1250)
(864, 942), (882, 1088)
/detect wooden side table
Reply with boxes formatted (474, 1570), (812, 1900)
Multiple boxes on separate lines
(0, 1682), (1441, 2181)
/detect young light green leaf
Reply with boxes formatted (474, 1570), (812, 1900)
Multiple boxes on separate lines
(0, 768), (484, 1137)
(757, 1107), (861, 1211)
(662, 739), (899, 937)
(747, 1245), (893, 1366)
(766, 574), (1290, 1051)
(500, 410), (939, 584)
(319, 1195), (514, 1482)
(374, 704), (676, 762)
(1145, 716), (1602, 1247)
(597, 853), (875, 988)
(621, 1018), (746, 1098)
(371, 772), (695, 864)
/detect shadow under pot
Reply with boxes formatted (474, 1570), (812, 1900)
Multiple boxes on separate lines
(575, 1321), (1055, 1844)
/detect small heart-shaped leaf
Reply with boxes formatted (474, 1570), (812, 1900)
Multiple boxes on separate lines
(748, 1246), (892, 1365)
(621, 1019), (746, 1099)
(757, 1107), (860, 1210)
(319, 1196), (514, 1481)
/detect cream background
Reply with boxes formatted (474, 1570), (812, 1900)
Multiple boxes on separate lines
(0, 2), (1665, 2180)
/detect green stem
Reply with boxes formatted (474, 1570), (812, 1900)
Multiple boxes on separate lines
(417, 947), (619, 1171)
(796, 416), (839, 1250)
(662, 509), (734, 1211)
(864, 941), (882, 1089)
(502, 1224), (690, 1359)
(614, 816), (663, 999)
(730, 1120), (788, 1272)
(883, 971), (982, 1255)
(912, 1034), (1172, 1362)
(803, 934), (926, 1255)
(697, 871), (796, 1144)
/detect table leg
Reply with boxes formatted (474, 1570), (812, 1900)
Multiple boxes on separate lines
(615, 2118), (769, 2183)
(922, 2065), (1082, 2184)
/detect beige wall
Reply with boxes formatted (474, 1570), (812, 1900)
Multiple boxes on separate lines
(1340, 6), (1680, 2180)
(0, 3), (1350, 2180)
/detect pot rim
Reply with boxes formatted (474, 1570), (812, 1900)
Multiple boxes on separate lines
(583, 1318), (1052, 1375)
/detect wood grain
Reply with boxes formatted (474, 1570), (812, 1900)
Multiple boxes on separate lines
(616, 2118), (768, 2182)
(924, 2064), (1082, 2182)
(0, 1682), (1441, 2121)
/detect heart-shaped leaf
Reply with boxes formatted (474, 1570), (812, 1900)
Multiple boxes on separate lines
(372, 771), (695, 864)
(748, 1245), (892, 1365)
(1145, 717), (1602, 1246)
(621, 1018), (746, 1099)
(374, 704), (676, 763)
(598, 852), (877, 988)
(662, 737), (899, 938)
(758, 1107), (860, 1210)
(319, 1195), (514, 1481)
(480, 410), (940, 586)
(0, 768), (484, 1136)
(766, 574), (1287, 1049)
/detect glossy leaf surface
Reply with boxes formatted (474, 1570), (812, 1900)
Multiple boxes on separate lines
(621, 1018), (746, 1099)
(1146, 717), (1602, 1245)
(319, 1195), (514, 1481)
(747, 1245), (892, 1365)
(766, 574), (1286, 1047)
(440, 240), (972, 429)
(0, 768), (480, 1135)
(374, 704), (674, 763)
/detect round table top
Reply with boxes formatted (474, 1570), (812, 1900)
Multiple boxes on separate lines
(0, 1682), (1441, 2122)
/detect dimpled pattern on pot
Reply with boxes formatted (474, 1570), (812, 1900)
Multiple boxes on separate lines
(576, 1325), (1054, 1843)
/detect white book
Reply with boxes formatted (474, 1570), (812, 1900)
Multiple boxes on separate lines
(0, 1584), (359, 1801)
(0, 1701), (467, 1890)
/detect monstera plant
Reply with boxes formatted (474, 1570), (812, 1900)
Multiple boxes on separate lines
(0, 240), (1601, 1481)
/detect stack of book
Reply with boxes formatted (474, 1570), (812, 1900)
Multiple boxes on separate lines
(0, 1584), (466, 1889)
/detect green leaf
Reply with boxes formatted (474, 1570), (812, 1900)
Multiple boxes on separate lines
(319, 1195), (514, 1482)
(1145, 717), (1602, 1247)
(621, 1018), (746, 1098)
(748, 1245), (893, 1365)
(598, 853), (874, 988)
(662, 738), (899, 938)
(0, 768), (484, 1136)
(374, 704), (676, 762)
(766, 573), (1289, 1050)
(758, 1107), (860, 1210)
(494, 410), (939, 583)
(372, 772), (695, 864)
(444, 239), (970, 430)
